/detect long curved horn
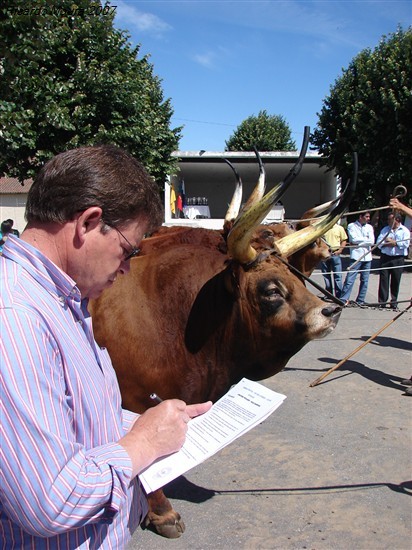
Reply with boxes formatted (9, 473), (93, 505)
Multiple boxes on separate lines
(224, 159), (243, 222)
(224, 147), (266, 223)
(227, 126), (310, 263)
(301, 179), (349, 222)
(298, 193), (343, 228)
(301, 199), (336, 223)
(240, 147), (266, 212)
(274, 154), (358, 257)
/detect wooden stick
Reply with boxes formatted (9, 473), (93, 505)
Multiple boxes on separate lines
(309, 302), (412, 387)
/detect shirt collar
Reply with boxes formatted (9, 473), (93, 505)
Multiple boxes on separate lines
(2, 234), (81, 303)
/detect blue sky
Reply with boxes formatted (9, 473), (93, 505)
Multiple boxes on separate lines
(111, 1), (411, 151)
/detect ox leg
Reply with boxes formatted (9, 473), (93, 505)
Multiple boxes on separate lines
(144, 489), (185, 538)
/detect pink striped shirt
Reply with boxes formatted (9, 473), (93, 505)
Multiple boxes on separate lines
(0, 236), (148, 548)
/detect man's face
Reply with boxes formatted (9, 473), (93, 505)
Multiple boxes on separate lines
(76, 217), (149, 300)
(388, 215), (400, 228)
(359, 213), (370, 225)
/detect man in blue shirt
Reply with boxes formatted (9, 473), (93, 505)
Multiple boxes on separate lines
(1, 145), (212, 548)
(377, 212), (410, 310)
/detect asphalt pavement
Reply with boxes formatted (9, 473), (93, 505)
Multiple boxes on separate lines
(129, 261), (411, 550)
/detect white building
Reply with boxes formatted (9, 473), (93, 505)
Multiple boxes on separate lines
(1, 150), (338, 234)
(165, 150), (338, 229)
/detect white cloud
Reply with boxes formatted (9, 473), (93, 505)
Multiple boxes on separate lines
(177, 0), (403, 50)
(234, 0), (363, 49)
(192, 46), (231, 69)
(192, 51), (216, 68)
(113, 0), (172, 36)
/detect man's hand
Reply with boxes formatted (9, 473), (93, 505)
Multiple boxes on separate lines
(384, 237), (396, 246)
(119, 399), (212, 477)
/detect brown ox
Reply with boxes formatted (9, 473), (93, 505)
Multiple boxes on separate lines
(90, 133), (356, 538)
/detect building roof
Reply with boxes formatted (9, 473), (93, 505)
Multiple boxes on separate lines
(172, 150), (323, 161)
(0, 151), (330, 193)
(0, 177), (33, 193)
(171, 150), (334, 185)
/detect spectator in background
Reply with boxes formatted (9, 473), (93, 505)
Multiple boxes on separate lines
(320, 222), (347, 298)
(0, 219), (13, 253)
(5, 218), (20, 237)
(340, 212), (375, 307)
(389, 197), (412, 229)
(377, 213), (410, 310)
(388, 197), (412, 395)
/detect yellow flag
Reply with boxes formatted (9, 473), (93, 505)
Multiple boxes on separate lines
(170, 186), (176, 215)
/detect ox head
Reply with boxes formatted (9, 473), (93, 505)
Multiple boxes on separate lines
(187, 131), (357, 381)
(222, 252), (340, 379)
(185, 235), (344, 382)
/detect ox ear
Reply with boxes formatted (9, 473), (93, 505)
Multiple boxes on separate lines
(250, 227), (275, 251)
(185, 267), (236, 353)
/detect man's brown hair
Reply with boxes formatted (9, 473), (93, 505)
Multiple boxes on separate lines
(26, 145), (163, 232)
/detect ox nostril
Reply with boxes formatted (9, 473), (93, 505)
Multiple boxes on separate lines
(321, 305), (342, 317)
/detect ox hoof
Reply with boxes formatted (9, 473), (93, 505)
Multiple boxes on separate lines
(144, 512), (186, 539)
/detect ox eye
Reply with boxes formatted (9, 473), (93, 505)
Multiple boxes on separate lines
(258, 280), (288, 318)
(260, 281), (287, 300)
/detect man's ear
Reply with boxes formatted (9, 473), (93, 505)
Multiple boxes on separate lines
(75, 207), (103, 242)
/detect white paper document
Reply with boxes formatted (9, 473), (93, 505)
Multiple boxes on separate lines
(139, 378), (286, 493)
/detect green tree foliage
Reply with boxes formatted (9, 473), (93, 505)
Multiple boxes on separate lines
(312, 27), (412, 209)
(0, 0), (182, 186)
(225, 110), (296, 152)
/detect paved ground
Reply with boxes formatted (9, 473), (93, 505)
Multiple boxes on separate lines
(129, 262), (411, 550)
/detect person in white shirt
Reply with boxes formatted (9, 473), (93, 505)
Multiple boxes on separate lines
(377, 213), (410, 310)
(340, 212), (375, 306)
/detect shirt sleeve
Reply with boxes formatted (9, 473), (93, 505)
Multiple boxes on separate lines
(398, 227), (411, 251)
(377, 227), (390, 249)
(0, 306), (135, 537)
(347, 223), (361, 244)
(122, 408), (140, 433)
(367, 226), (375, 245)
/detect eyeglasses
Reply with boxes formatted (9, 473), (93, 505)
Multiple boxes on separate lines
(112, 226), (140, 261)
